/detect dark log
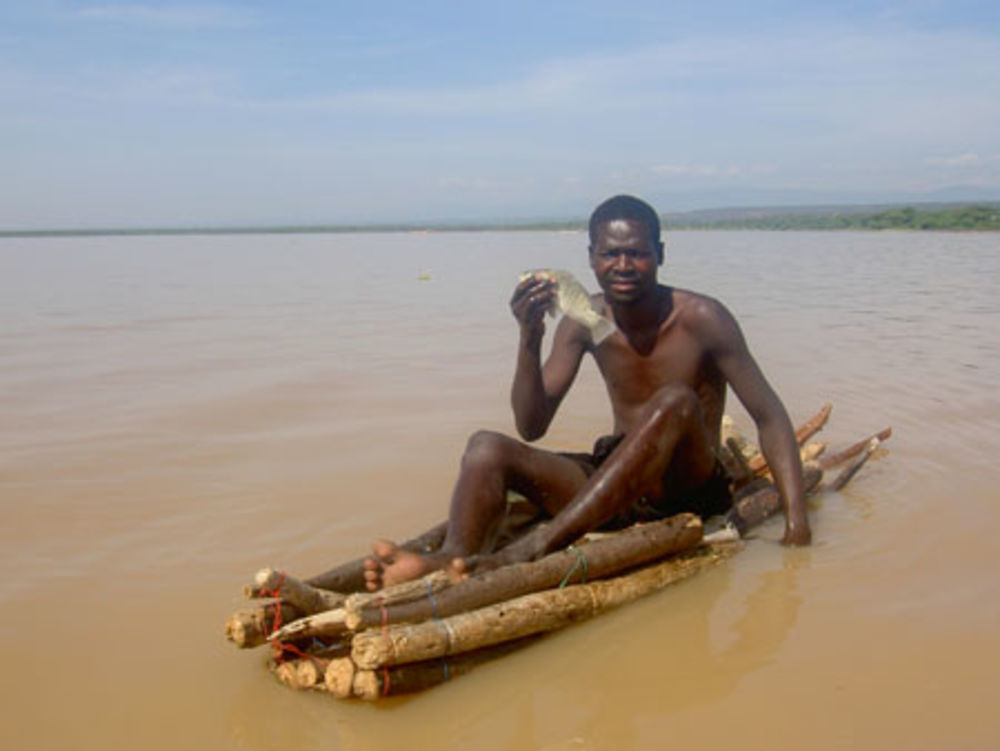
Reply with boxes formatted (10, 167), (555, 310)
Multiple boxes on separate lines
(344, 513), (703, 633)
(831, 437), (881, 491)
(246, 568), (344, 614)
(306, 521), (448, 592)
(725, 462), (824, 535)
(347, 639), (538, 700)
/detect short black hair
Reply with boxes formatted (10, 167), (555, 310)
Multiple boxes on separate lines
(588, 195), (663, 248)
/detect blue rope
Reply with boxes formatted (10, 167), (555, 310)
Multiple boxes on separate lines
(558, 545), (588, 588)
(425, 579), (451, 681)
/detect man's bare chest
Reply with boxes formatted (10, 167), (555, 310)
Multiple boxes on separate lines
(594, 331), (712, 398)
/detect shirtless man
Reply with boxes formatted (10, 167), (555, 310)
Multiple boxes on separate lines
(364, 195), (810, 590)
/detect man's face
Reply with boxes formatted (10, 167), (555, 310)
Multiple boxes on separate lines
(589, 218), (662, 305)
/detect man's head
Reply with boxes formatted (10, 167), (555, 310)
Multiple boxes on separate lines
(588, 195), (664, 305)
(588, 195), (664, 263)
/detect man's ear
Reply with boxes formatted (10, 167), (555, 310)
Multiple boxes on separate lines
(657, 240), (665, 266)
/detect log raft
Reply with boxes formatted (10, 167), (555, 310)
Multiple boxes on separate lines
(225, 406), (891, 698)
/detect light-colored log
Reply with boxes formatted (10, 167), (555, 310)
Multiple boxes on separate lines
(350, 542), (739, 670)
(246, 568), (344, 614)
(800, 440), (828, 463)
(295, 657), (330, 689)
(224, 600), (304, 648)
(325, 658), (356, 698)
(268, 606), (348, 643)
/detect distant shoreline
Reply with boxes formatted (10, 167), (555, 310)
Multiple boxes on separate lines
(3, 201), (998, 238)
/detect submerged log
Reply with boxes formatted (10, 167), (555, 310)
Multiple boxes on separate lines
(345, 639), (537, 700)
(725, 462), (824, 535)
(831, 438), (882, 491)
(351, 542), (739, 670)
(225, 600), (304, 648)
(819, 428), (892, 470)
(306, 521), (448, 593)
(246, 568), (345, 614)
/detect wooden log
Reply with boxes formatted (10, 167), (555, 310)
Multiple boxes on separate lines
(831, 437), (881, 491)
(343, 570), (453, 613)
(306, 521), (448, 593)
(271, 514), (702, 642)
(326, 658), (356, 699)
(350, 542), (739, 670)
(224, 600), (304, 648)
(724, 462), (824, 535)
(724, 437), (753, 486)
(795, 402), (833, 445)
(747, 403), (832, 474)
(800, 440), (828, 463)
(295, 657), (331, 689)
(345, 639), (537, 700)
(246, 568), (345, 614)
(345, 513), (703, 634)
(818, 427), (892, 470)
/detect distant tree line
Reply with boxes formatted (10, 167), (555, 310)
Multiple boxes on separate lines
(667, 204), (1000, 231)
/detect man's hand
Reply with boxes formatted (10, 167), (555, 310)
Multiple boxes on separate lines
(510, 276), (555, 344)
(782, 518), (812, 546)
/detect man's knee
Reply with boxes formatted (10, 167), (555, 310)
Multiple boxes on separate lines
(462, 430), (518, 472)
(647, 383), (700, 423)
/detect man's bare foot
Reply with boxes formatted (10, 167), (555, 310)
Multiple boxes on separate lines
(362, 539), (467, 592)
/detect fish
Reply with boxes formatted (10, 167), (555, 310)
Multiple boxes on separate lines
(518, 268), (616, 344)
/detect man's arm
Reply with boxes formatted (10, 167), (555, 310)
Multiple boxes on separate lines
(509, 277), (587, 441)
(694, 298), (811, 545)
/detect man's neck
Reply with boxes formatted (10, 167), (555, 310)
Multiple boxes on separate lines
(610, 284), (671, 334)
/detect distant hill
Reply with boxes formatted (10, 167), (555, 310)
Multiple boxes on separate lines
(3, 201), (999, 237)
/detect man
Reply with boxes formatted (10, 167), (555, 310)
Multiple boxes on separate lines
(363, 195), (809, 590)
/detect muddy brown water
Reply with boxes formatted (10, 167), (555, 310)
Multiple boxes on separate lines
(2, 230), (998, 750)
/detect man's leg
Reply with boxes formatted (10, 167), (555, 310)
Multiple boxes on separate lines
(363, 430), (590, 590)
(493, 383), (717, 563)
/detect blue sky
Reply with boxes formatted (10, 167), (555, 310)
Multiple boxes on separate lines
(2, 1), (999, 228)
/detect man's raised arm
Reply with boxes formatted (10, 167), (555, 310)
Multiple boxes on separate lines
(697, 298), (812, 545)
(509, 276), (586, 441)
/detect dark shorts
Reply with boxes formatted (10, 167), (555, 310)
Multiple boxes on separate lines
(560, 434), (734, 530)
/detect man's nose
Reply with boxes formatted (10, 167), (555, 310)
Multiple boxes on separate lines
(614, 253), (633, 271)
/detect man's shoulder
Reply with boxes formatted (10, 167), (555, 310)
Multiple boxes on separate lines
(671, 287), (733, 328)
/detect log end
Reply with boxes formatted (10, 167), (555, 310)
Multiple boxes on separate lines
(224, 612), (265, 649)
(353, 670), (381, 701)
(325, 658), (356, 699)
(351, 633), (393, 671)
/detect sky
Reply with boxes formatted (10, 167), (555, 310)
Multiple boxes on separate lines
(2, 1), (999, 228)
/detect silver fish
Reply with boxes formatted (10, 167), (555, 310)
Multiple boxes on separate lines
(519, 268), (616, 344)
